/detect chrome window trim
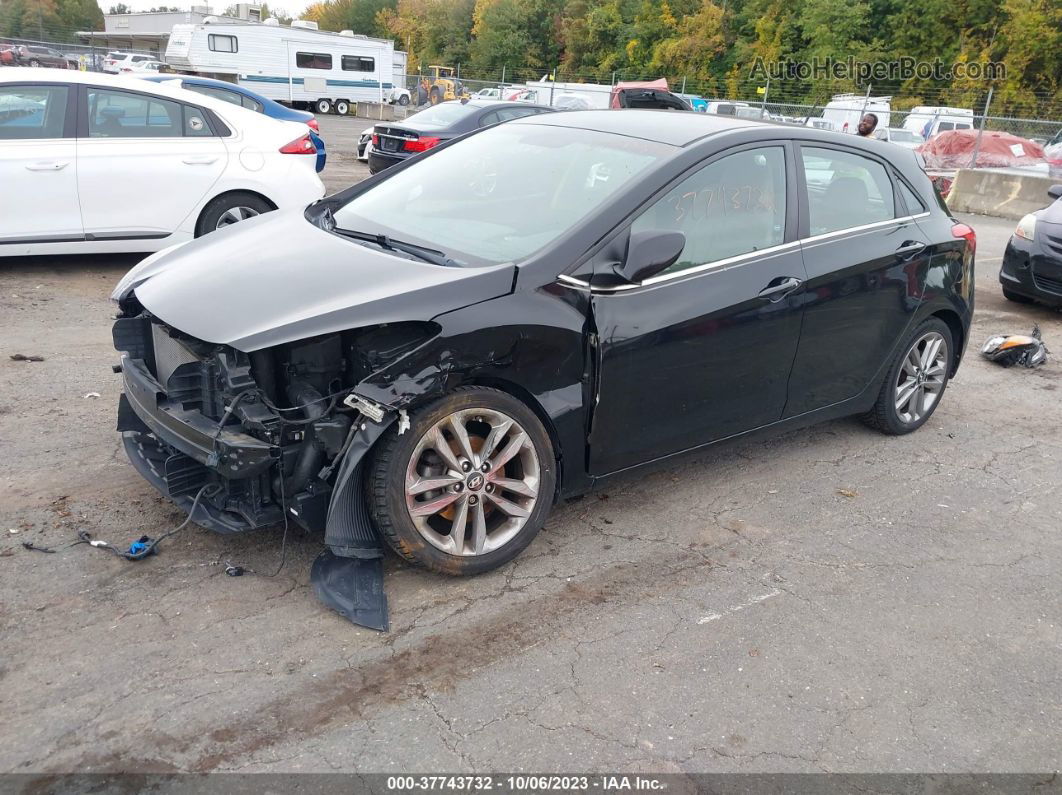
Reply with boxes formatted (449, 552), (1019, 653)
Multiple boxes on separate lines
(558, 212), (932, 295)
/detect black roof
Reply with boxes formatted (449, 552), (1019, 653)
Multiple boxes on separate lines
(517, 109), (757, 146)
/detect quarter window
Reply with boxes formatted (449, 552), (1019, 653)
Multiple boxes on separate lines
(897, 179), (927, 215)
(0, 84), (68, 139)
(801, 146), (895, 235)
(341, 55), (374, 72)
(630, 146), (787, 274)
(296, 52), (332, 69)
(87, 89), (184, 138)
(208, 34), (237, 53)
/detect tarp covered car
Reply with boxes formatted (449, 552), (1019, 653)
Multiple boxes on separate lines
(918, 129), (1047, 170)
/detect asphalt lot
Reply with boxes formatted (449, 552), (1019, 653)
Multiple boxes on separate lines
(2, 114), (1061, 774)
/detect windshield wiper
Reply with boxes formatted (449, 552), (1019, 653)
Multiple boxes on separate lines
(333, 227), (459, 267)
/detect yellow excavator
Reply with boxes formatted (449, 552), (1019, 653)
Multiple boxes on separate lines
(425, 65), (468, 104)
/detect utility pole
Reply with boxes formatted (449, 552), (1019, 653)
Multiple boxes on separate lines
(969, 86), (994, 169)
(760, 75), (769, 116)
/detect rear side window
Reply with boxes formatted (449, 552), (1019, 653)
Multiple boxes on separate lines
(183, 106), (213, 136)
(208, 34), (237, 53)
(185, 84), (242, 106)
(240, 95), (262, 112)
(87, 88), (185, 138)
(630, 146), (787, 274)
(341, 55), (374, 72)
(296, 52), (332, 69)
(0, 84), (68, 139)
(801, 146), (895, 235)
(897, 179), (927, 215)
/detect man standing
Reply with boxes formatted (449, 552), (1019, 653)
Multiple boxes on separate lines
(857, 113), (879, 137)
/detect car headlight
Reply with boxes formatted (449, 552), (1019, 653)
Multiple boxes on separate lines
(1015, 213), (1037, 241)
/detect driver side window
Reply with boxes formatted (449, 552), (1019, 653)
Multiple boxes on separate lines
(630, 146), (787, 275)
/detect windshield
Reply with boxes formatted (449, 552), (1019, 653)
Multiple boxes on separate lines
(332, 124), (668, 265)
(403, 102), (477, 128)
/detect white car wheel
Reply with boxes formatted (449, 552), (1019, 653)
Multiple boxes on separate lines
(334, 100), (350, 115)
(316, 99), (332, 115)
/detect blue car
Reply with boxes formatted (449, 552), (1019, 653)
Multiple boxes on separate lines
(140, 74), (326, 173)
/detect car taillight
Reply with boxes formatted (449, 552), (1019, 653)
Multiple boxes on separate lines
(371, 134), (379, 146)
(306, 118), (319, 133)
(279, 133), (317, 155)
(952, 222), (976, 254)
(403, 136), (441, 152)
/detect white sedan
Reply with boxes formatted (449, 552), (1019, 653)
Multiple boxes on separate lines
(0, 69), (325, 257)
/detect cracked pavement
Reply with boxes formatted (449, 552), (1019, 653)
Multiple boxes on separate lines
(1, 117), (1060, 773)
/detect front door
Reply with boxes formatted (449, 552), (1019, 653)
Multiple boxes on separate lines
(588, 143), (806, 475)
(76, 86), (227, 238)
(784, 143), (933, 416)
(0, 82), (81, 244)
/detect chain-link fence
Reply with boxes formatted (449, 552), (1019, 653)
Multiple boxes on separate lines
(0, 35), (159, 72)
(400, 69), (1062, 167)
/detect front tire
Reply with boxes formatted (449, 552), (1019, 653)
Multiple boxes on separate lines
(334, 99), (350, 115)
(368, 387), (556, 575)
(315, 98), (332, 114)
(398, 94), (410, 106)
(195, 191), (272, 237)
(863, 318), (953, 435)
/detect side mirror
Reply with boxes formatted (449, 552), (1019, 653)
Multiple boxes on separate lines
(1049, 184), (1062, 201)
(616, 230), (686, 283)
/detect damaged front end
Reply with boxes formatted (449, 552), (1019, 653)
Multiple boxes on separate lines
(112, 293), (437, 630)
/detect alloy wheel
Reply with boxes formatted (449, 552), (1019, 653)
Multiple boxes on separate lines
(404, 408), (541, 556)
(215, 206), (260, 230)
(894, 331), (948, 424)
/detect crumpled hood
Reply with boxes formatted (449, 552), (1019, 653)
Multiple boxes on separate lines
(114, 209), (516, 351)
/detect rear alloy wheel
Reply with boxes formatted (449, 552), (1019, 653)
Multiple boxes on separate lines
(195, 192), (273, 237)
(334, 99), (350, 115)
(863, 318), (953, 435)
(368, 387), (556, 575)
(315, 98), (332, 114)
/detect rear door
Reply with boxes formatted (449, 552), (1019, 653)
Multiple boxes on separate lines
(783, 142), (933, 416)
(0, 82), (81, 245)
(75, 85), (228, 238)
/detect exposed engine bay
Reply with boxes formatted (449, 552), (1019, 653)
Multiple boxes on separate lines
(112, 291), (442, 630)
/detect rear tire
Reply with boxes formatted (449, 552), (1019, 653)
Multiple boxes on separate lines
(398, 94), (410, 106)
(195, 191), (273, 237)
(368, 387), (556, 575)
(334, 99), (349, 115)
(1003, 287), (1033, 304)
(863, 318), (953, 435)
(315, 98), (332, 114)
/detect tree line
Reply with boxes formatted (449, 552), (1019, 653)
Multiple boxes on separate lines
(302, 0), (1061, 116)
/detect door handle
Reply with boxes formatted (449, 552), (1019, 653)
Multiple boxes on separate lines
(182, 156), (218, 165)
(895, 241), (927, 258)
(758, 276), (803, 302)
(25, 161), (69, 171)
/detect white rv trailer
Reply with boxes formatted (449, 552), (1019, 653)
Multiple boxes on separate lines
(165, 21), (407, 113)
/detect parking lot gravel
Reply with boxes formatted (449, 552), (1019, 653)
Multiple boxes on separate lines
(1, 116), (1060, 774)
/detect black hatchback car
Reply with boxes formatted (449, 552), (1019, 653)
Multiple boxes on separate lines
(112, 111), (974, 628)
(999, 184), (1062, 306)
(367, 98), (553, 173)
